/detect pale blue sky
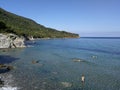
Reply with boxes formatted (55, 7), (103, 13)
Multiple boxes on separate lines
(0, 0), (120, 37)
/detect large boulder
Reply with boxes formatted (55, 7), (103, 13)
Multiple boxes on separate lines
(0, 33), (26, 48)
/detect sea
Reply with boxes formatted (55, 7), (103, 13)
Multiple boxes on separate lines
(0, 38), (120, 90)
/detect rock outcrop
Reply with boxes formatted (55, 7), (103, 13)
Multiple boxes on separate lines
(0, 33), (26, 48)
(28, 36), (34, 40)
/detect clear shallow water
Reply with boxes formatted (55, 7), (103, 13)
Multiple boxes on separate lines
(0, 38), (120, 90)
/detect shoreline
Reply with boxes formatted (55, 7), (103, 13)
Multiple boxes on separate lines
(0, 33), (80, 49)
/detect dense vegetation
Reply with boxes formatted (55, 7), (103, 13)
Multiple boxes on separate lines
(0, 8), (79, 38)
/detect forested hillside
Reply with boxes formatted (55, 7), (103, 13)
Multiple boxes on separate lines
(0, 8), (79, 38)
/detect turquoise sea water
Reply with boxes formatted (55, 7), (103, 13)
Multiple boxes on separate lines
(0, 38), (120, 90)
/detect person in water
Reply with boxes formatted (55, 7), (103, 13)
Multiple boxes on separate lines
(81, 74), (85, 89)
(81, 74), (85, 83)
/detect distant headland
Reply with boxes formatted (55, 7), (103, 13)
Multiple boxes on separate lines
(0, 8), (79, 48)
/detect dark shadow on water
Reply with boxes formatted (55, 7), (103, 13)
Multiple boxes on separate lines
(0, 55), (19, 74)
(0, 55), (19, 64)
(0, 69), (10, 74)
(76, 47), (120, 55)
(55, 45), (120, 55)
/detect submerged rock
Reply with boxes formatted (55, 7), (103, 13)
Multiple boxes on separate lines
(0, 33), (26, 48)
(0, 64), (14, 71)
(61, 82), (72, 88)
(32, 60), (39, 64)
(6, 66), (14, 71)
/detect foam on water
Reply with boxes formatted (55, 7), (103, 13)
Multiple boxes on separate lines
(0, 74), (18, 90)
(0, 86), (18, 90)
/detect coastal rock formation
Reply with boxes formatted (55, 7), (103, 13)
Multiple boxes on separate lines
(28, 36), (34, 40)
(0, 33), (26, 48)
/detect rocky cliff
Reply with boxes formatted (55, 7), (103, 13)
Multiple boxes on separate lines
(0, 33), (26, 48)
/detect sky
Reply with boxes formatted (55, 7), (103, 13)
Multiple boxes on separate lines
(0, 0), (120, 37)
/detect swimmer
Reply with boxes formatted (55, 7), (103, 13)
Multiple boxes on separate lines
(81, 74), (85, 83)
